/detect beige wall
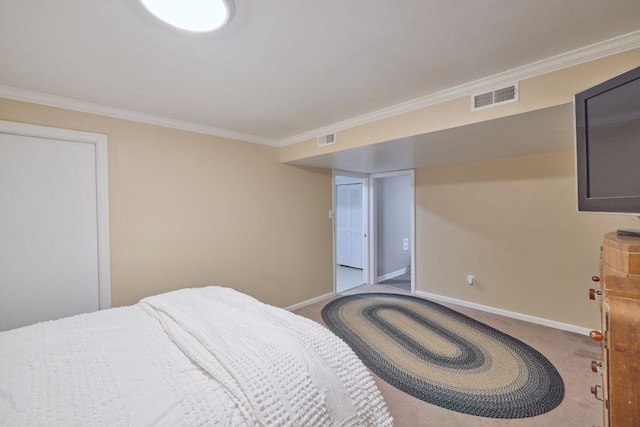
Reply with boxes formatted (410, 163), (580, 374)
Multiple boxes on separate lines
(3, 48), (638, 327)
(0, 98), (333, 308)
(416, 151), (637, 329)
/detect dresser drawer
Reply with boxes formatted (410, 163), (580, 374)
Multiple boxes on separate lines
(602, 232), (640, 276)
(607, 296), (640, 425)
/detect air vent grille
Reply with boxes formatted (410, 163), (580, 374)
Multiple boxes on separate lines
(474, 92), (494, 109)
(471, 83), (519, 111)
(317, 133), (336, 147)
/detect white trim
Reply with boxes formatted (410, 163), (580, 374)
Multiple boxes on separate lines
(284, 292), (335, 312)
(0, 86), (279, 147)
(1, 31), (638, 148)
(415, 291), (591, 336)
(0, 120), (112, 310)
(332, 170), (370, 294)
(2, 30), (639, 148)
(279, 29), (640, 146)
(368, 175), (376, 287)
(377, 267), (410, 283)
(94, 135), (112, 310)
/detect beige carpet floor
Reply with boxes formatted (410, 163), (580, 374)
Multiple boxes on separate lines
(294, 284), (604, 427)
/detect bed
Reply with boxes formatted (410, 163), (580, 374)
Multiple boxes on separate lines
(0, 287), (392, 426)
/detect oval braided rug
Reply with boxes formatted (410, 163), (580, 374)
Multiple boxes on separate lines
(321, 293), (564, 419)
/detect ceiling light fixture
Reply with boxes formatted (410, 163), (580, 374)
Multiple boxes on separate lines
(139, 0), (231, 32)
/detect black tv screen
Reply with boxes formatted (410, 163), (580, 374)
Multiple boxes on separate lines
(576, 65), (640, 214)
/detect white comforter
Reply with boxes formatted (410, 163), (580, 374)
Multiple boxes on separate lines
(0, 287), (392, 426)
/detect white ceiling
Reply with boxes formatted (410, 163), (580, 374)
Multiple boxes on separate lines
(1, 0), (640, 144)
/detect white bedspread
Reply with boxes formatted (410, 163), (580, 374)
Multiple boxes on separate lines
(0, 287), (392, 426)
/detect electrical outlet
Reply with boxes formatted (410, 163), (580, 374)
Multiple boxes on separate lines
(402, 238), (409, 251)
(467, 275), (475, 286)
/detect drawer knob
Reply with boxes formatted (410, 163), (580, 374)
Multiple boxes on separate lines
(590, 330), (604, 342)
(592, 276), (601, 282)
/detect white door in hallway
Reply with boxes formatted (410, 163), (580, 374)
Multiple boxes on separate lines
(0, 122), (110, 331)
(336, 183), (363, 269)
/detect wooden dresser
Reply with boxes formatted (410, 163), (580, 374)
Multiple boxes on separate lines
(590, 232), (640, 426)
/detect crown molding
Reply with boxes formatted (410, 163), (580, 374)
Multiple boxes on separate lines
(2, 29), (639, 148)
(279, 29), (640, 147)
(0, 85), (280, 147)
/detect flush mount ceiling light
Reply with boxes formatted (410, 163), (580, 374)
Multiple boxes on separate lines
(139, 0), (231, 32)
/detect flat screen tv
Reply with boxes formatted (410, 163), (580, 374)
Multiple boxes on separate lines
(575, 65), (640, 231)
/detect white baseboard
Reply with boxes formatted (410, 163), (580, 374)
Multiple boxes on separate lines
(377, 267), (410, 283)
(285, 292), (335, 312)
(415, 291), (592, 336)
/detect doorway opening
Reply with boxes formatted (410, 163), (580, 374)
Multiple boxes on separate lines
(334, 172), (368, 293)
(370, 171), (415, 293)
(332, 169), (415, 295)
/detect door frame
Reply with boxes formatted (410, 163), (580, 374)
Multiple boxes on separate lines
(369, 169), (416, 293)
(0, 120), (112, 309)
(332, 170), (369, 294)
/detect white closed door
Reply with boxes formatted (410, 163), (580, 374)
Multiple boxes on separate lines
(336, 183), (363, 269)
(0, 122), (110, 331)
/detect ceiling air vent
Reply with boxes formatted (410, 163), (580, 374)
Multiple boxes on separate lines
(471, 82), (519, 111)
(317, 133), (336, 147)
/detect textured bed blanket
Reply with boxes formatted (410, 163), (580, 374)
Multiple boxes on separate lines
(0, 287), (392, 426)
